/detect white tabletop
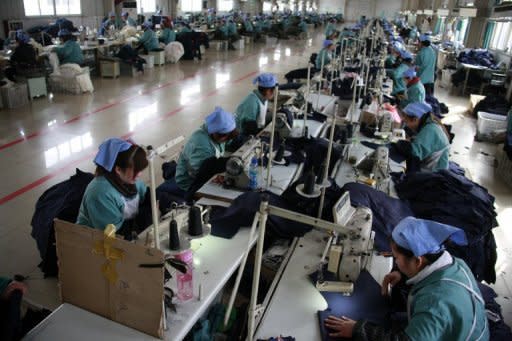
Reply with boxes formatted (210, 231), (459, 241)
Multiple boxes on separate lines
(255, 229), (392, 340)
(25, 227), (258, 341)
(23, 303), (158, 341)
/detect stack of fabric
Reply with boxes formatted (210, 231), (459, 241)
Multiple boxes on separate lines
(457, 49), (498, 69)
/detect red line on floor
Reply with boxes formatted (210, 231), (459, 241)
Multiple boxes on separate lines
(0, 47), (274, 152)
(0, 69), (259, 205)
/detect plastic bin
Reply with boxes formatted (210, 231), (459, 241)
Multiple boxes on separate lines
(1, 83), (29, 108)
(476, 111), (508, 141)
(140, 55), (154, 68)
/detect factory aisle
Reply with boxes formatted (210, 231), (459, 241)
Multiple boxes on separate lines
(0, 29), (511, 328)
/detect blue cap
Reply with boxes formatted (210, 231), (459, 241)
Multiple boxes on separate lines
(419, 33), (431, 42)
(403, 102), (432, 118)
(94, 138), (133, 172)
(58, 29), (71, 37)
(16, 30), (30, 44)
(323, 39), (334, 48)
(402, 67), (417, 78)
(122, 11), (128, 17)
(142, 21), (152, 29)
(109, 11), (115, 17)
(392, 217), (467, 257)
(400, 50), (412, 60)
(253, 73), (277, 88)
(206, 107), (236, 134)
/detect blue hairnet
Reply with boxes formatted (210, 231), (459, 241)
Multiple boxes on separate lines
(403, 102), (432, 118)
(205, 107), (236, 134)
(58, 29), (71, 37)
(16, 30), (30, 44)
(392, 217), (467, 256)
(419, 33), (431, 42)
(253, 73), (277, 88)
(400, 50), (412, 60)
(323, 39), (334, 48)
(109, 11), (115, 17)
(402, 67), (417, 78)
(122, 11), (128, 17)
(142, 21), (152, 29)
(94, 138), (133, 172)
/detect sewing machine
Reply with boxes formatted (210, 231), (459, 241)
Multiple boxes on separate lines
(355, 146), (390, 192)
(224, 137), (262, 189)
(317, 192), (374, 293)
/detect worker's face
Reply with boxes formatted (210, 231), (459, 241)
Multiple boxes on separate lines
(262, 88), (274, 100)
(327, 44), (335, 51)
(391, 243), (423, 279)
(110, 16), (115, 21)
(115, 166), (140, 185)
(402, 115), (420, 132)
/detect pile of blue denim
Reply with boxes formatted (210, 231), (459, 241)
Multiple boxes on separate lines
(457, 48), (498, 69)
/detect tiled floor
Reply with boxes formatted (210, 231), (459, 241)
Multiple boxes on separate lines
(1, 29), (511, 329)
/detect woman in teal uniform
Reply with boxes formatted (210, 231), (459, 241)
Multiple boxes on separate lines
(159, 18), (176, 45)
(415, 34), (436, 95)
(391, 49), (412, 96)
(77, 138), (148, 236)
(53, 29), (84, 65)
(397, 102), (450, 172)
(175, 107), (237, 193)
(137, 22), (160, 53)
(315, 39), (335, 70)
(234, 73), (277, 136)
(121, 11), (137, 28)
(324, 217), (489, 341)
(399, 67), (426, 109)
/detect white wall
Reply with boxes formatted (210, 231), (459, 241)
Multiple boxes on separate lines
(375, 0), (403, 20)
(344, 0), (373, 21)
(319, 0), (346, 13)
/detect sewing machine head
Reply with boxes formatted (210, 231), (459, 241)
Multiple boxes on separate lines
(224, 137), (262, 189)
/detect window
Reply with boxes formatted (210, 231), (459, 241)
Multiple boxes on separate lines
(218, 0), (233, 12)
(137, 0), (156, 14)
(181, 0), (202, 12)
(263, 1), (272, 13)
(24, 0), (80, 16)
(490, 21), (512, 52)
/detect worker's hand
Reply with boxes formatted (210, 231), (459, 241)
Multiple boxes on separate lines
(324, 315), (356, 338)
(1, 281), (27, 299)
(381, 271), (402, 296)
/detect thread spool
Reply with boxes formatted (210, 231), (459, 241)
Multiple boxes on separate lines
(316, 163), (326, 185)
(303, 171), (316, 195)
(346, 123), (354, 139)
(304, 126), (309, 138)
(169, 219), (180, 251)
(188, 206), (203, 236)
(274, 144), (285, 163)
(339, 128), (347, 145)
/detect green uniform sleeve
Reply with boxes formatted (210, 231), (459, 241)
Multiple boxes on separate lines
(139, 30), (151, 45)
(85, 192), (125, 231)
(135, 179), (147, 201)
(0, 277), (12, 294)
(183, 139), (216, 178)
(235, 94), (260, 133)
(405, 294), (449, 340)
(411, 123), (441, 161)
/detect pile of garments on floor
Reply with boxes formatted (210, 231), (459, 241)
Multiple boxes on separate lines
(472, 94), (510, 117)
(457, 49), (498, 69)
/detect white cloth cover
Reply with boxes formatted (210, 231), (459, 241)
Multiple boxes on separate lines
(164, 41), (185, 63)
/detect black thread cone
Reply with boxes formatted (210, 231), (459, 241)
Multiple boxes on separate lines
(275, 144), (285, 162)
(169, 219), (180, 250)
(346, 123), (354, 138)
(316, 163), (326, 185)
(188, 206), (203, 236)
(304, 171), (316, 195)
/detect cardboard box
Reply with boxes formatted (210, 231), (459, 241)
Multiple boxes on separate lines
(54, 219), (165, 338)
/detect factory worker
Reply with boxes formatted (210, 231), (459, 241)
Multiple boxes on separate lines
(52, 29), (84, 66)
(315, 39), (335, 70)
(137, 22), (160, 53)
(325, 217), (489, 340)
(4, 30), (37, 82)
(399, 68), (426, 109)
(99, 11), (118, 36)
(175, 107), (238, 192)
(391, 49), (412, 96)
(397, 102), (450, 172)
(77, 138), (148, 235)
(415, 34), (436, 95)
(234, 73), (277, 136)
(325, 19), (336, 39)
(159, 18), (176, 45)
(121, 11), (137, 28)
